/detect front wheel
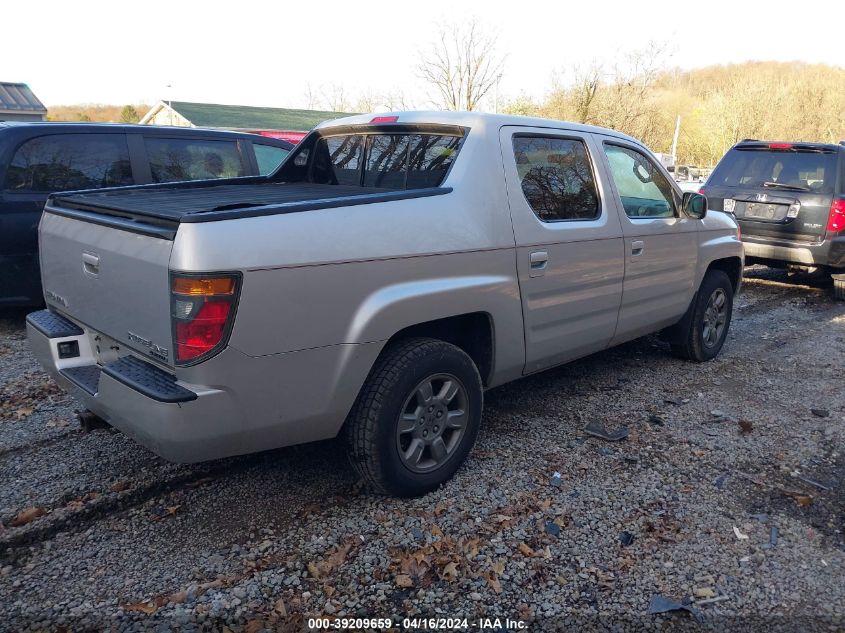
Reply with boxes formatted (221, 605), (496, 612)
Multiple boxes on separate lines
(671, 270), (734, 362)
(345, 338), (483, 497)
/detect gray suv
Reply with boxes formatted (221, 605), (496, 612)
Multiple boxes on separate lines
(702, 140), (845, 298)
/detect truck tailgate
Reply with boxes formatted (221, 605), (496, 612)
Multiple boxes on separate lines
(39, 210), (175, 365)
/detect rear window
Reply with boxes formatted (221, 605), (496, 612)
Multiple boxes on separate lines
(144, 137), (246, 183)
(4, 133), (132, 192)
(309, 133), (461, 189)
(709, 148), (838, 194)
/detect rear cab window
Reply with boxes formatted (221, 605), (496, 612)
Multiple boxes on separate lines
(4, 133), (132, 192)
(144, 137), (246, 183)
(709, 145), (839, 194)
(277, 128), (463, 190)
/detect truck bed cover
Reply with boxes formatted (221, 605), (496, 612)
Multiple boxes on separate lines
(50, 182), (450, 225)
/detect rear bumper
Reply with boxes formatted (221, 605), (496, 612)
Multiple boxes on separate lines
(742, 235), (845, 269)
(26, 309), (382, 463)
(26, 310), (242, 462)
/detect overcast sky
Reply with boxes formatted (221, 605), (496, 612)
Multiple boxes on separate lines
(4, 0), (844, 109)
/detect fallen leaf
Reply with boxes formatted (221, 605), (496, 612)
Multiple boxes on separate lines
(492, 560), (505, 575)
(485, 573), (502, 594)
(124, 601), (157, 615)
(9, 506), (46, 527)
(46, 418), (69, 428)
(441, 561), (459, 581)
(430, 524), (443, 537)
(791, 493), (813, 507)
(169, 591), (187, 604)
(395, 574), (414, 588)
(274, 598), (287, 616)
(518, 543), (534, 557)
(738, 420), (753, 435)
(307, 562), (321, 579)
(245, 619), (264, 633)
(15, 407), (34, 418)
(110, 481), (131, 493)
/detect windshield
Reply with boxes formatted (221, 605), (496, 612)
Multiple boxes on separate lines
(709, 148), (837, 194)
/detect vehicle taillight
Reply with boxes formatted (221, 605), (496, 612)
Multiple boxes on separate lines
(171, 273), (240, 364)
(768, 143), (793, 150)
(827, 198), (845, 233)
(370, 116), (399, 123)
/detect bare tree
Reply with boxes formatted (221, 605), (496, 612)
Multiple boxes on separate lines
(418, 19), (505, 111)
(323, 84), (351, 112)
(304, 83), (319, 110)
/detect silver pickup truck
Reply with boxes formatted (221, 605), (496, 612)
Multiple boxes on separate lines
(27, 112), (743, 496)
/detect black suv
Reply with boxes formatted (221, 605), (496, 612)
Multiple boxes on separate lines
(0, 123), (292, 306)
(702, 140), (845, 298)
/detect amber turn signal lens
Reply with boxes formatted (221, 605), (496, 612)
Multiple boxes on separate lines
(172, 277), (235, 296)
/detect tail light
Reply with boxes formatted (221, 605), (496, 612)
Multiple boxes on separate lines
(171, 273), (240, 365)
(827, 198), (845, 234)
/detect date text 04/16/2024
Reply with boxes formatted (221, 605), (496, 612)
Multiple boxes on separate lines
(307, 617), (528, 630)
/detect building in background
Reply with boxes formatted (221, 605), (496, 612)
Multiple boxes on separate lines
(0, 83), (47, 122)
(139, 100), (351, 144)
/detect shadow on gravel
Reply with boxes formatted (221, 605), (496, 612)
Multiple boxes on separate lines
(732, 450), (845, 551)
(743, 264), (833, 292)
(0, 307), (30, 332)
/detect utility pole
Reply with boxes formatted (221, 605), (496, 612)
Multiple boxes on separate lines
(671, 115), (681, 165)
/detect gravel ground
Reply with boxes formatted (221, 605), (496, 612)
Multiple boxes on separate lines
(1, 267), (843, 632)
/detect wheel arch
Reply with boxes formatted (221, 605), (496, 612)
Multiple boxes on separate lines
(382, 312), (495, 387)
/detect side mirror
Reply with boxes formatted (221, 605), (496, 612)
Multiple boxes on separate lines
(682, 191), (707, 219)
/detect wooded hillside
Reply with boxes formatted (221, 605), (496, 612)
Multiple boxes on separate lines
(505, 61), (845, 167)
(47, 104), (151, 124)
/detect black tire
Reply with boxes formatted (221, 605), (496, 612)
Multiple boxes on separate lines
(670, 269), (734, 362)
(833, 275), (845, 301)
(345, 337), (483, 497)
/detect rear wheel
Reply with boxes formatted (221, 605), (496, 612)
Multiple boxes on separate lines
(832, 274), (845, 301)
(671, 269), (734, 362)
(345, 338), (483, 497)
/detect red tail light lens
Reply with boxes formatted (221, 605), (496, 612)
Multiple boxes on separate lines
(768, 143), (793, 150)
(827, 199), (845, 233)
(171, 273), (240, 364)
(370, 116), (399, 123)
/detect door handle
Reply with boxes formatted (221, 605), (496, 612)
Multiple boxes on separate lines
(630, 240), (644, 257)
(529, 251), (549, 277)
(82, 252), (100, 277)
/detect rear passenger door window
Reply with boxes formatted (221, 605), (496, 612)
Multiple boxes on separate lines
(4, 134), (132, 192)
(512, 136), (600, 221)
(603, 144), (677, 218)
(253, 143), (290, 176)
(144, 137), (246, 183)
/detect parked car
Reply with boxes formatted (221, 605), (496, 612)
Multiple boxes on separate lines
(0, 122), (293, 306)
(27, 112), (743, 496)
(702, 140), (845, 299)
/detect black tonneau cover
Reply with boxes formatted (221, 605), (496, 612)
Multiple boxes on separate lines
(49, 181), (450, 231)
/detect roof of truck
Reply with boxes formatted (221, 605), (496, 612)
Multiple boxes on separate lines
(318, 111), (647, 146)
